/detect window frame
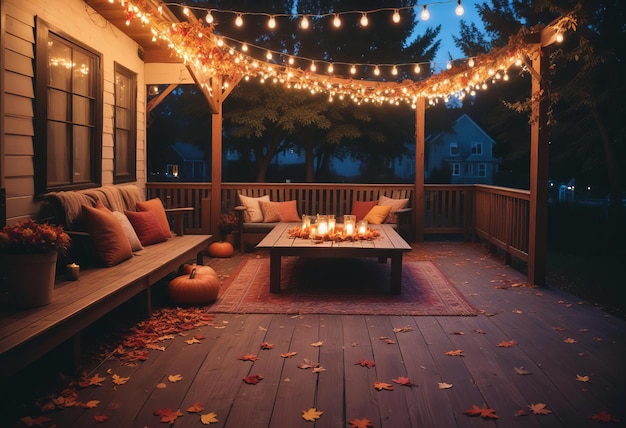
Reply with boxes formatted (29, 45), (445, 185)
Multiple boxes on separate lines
(113, 62), (137, 184)
(451, 163), (461, 176)
(478, 163), (487, 177)
(471, 142), (483, 155)
(34, 17), (103, 195)
(450, 142), (459, 156)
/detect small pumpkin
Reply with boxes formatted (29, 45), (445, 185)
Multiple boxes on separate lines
(180, 263), (218, 278)
(168, 268), (220, 305)
(208, 241), (234, 258)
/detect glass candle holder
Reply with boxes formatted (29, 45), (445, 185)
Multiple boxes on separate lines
(328, 215), (336, 234)
(301, 214), (311, 233)
(66, 263), (80, 281)
(343, 215), (356, 237)
(317, 215), (328, 235)
(357, 220), (369, 236)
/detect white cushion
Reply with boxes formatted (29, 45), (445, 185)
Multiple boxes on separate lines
(378, 195), (409, 224)
(112, 211), (144, 251)
(238, 194), (270, 223)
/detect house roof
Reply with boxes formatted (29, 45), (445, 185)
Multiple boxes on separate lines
(172, 142), (205, 161)
(428, 113), (495, 146)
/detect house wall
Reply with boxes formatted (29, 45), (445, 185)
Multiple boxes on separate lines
(1, 0), (146, 224)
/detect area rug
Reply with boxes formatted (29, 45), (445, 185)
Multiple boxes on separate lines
(207, 257), (477, 316)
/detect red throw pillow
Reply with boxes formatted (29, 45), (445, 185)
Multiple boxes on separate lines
(82, 204), (133, 267)
(125, 210), (171, 246)
(351, 200), (378, 221)
(278, 200), (300, 222)
(135, 198), (172, 236)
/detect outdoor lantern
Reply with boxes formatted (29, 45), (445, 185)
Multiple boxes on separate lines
(317, 215), (328, 235)
(343, 215), (356, 237)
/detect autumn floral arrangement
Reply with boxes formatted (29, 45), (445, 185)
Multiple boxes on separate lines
(0, 219), (71, 255)
(217, 213), (239, 240)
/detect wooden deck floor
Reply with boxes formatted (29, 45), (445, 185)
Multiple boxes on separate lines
(3, 242), (625, 427)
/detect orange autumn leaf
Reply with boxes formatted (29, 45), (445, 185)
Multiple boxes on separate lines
(514, 409), (528, 417)
(243, 374), (263, 385)
(94, 414), (110, 423)
(355, 359), (376, 368)
(497, 340), (517, 348)
(185, 337), (201, 345)
(576, 374), (590, 383)
(81, 400), (100, 409)
(349, 418), (374, 427)
(563, 337), (577, 344)
(591, 410), (620, 422)
(19, 416), (51, 427)
(200, 412), (219, 424)
(438, 382), (453, 389)
(373, 382), (394, 391)
(280, 351), (298, 358)
(79, 373), (106, 387)
(463, 404), (499, 419)
(168, 374), (183, 383)
(260, 342), (274, 349)
(392, 376), (412, 386)
(239, 354), (259, 361)
(112, 373), (130, 385)
(302, 407), (323, 421)
(154, 408), (184, 423)
(444, 349), (464, 356)
(529, 403), (552, 415)
(187, 401), (204, 413)
(310, 341), (324, 347)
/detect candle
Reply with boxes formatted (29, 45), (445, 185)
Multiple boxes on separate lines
(328, 215), (336, 233)
(358, 220), (368, 236)
(301, 214), (311, 233)
(317, 215), (328, 235)
(66, 263), (80, 281)
(343, 214), (356, 237)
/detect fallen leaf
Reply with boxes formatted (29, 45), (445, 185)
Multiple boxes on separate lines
(514, 409), (528, 417)
(355, 359), (376, 368)
(393, 325), (413, 333)
(243, 374), (263, 385)
(379, 337), (396, 344)
(554, 326), (567, 332)
(82, 400), (100, 409)
(239, 354), (259, 361)
(591, 410), (620, 422)
(438, 382), (453, 389)
(187, 401), (204, 413)
(512, 309), (523, 314)
(280, 351), (298, 358)
(156, 382), (167, 389)
(450, 331), (465, 335)
(497, 340), (517, 348)
(348, 417), (374, 427)
(576, 374), (590, 383)
(112, 374), (130, 385)
(392, 376), (412, 386)
(78, 373), (107, 388)
(260, 342), (274, 349)
(200, 412), (219, 424)
(146, 343), (166, 351)
(444, 349), (464, 356)
(563, 337), (577, 344)
(154, 408), (184, 423)
(94, 414), (110, 423)
(168, 374), (183, 383)
(312, 366), (326, 373)
(514, 367), (531, 375)
(463, 404), (499, 419)
(298, 359), (320, 370)
(473, 329), (487, 334)
(529, 403), (552, 415)
(19, 416), (52, 427)
(310, 341), (324, 347)
(302, 407), (323, 421)
(185, 338), (201, 345)
(373, 382), (394, 391)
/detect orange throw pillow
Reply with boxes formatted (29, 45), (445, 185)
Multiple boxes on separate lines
(125, 210), (171, 246)
(278, 200), (300, 222)
(351, 200), (378, 221)
(82, 204), (133, 267)
(136, 198), (172, 236)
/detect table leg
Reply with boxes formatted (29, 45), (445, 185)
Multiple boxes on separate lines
(269, 252), (282, 293)
(390, 254), (402, 294)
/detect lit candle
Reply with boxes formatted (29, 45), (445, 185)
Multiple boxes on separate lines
(358, 220), (368, 236)
(343, 215), (356, 237)
(66, 263), (80, 281)
(328, 215), (336, 233)
(301, 214), (311, 232)
(317, 215), (328, 235)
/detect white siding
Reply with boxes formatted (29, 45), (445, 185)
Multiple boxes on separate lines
(2, 0), (146, 223)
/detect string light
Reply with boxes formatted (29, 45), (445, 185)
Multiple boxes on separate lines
(310, 61), (316, 72)
(268, 15), (276, 29)
(235, 14), (243, 27)
(455, 0), (464, 16)
(333, 14), (341, 28)
(555, 32), (564, 43)
(391, 66), (398, 76)
(360, 13), (369, 27)
(350, 65), (357, 74)
(374, 66), (380, 76)
(300, 15), (310, 30)
(392, 9), (401, 23)
(205, 11), (213, 24)
(241, 42), (248, 51)
(468, 57), (475, 67)
(421, 6), (430, 20)
(327, 63), (334, 73)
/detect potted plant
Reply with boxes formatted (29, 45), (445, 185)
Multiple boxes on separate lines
(208, 213), (238, 258)
(0, 219), (71, 307)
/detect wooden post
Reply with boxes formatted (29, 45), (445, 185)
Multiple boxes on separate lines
(528, 45), (549, 286)
(210, 77), (223, 241)
(414, 98), (425, 242)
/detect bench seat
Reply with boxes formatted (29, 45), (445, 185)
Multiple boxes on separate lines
(0, 233), (211, 381)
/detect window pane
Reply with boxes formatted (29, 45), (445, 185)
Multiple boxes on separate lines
(115, 106), (130, 129)
(115, 73), (131, 109)
(48, 38), (71, 90)
(72, 95), (92, 125)
(47, 122), (70, 185)
(115, 129), (130, 175)
(73, 50), (94, 97)
(48, 89), (70, 122)
(73, 126), (92, 183)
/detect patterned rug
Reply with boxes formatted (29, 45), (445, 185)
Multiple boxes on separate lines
(207, 257), (477, 316)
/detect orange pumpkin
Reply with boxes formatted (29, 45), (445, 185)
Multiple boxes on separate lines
(168, 269), (220, 305)
(208, 241), (234, 258)
(180, 263), (218, 278)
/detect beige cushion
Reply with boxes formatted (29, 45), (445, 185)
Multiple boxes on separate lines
(362, 205), (392, 224)
(239, 194), (270, 223)
(378, 195), (409, 223)
(112, 211), (144, 251)
(259, 200), (281, 223)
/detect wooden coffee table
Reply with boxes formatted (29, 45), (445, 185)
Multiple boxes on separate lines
(256, 223), (412, 294)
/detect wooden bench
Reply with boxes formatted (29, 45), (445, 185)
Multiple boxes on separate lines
(221, 184), (414, 252)
(0, 234), (211, 382)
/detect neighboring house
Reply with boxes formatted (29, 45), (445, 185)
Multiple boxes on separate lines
(425, 114), (500, 184)
(166, 142), (207, 181)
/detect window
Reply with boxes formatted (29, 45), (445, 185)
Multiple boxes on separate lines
(478, 163), (487, 177)
(463, 164), (473, 175)
(114, 63), (137, 183)
(35, 18), (102, 194)
(471, 142), (483, 155)
(450, 142), (459, 156)
(452, 163), (460, 176)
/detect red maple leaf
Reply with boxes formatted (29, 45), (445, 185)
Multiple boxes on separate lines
(243, 374), (263, 385)
(591, 410), (620, 422)
(238, 354), (258, 361)
(260, 342), (274, 349)
(349, 417), (374, 427)
(355, 359), (376, 368)
(497, 340), (518, 348)
(392, 376), (412, 386)
(463, 404), (499, 419)
(153, 408), (183, 423)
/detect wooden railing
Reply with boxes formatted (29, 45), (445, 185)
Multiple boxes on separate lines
(473, 185), (530, 262)
(146, 182), (531, 263)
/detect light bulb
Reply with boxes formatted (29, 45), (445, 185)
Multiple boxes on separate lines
(333, 14), (341, 28)
(205, 11), (213, 24)
(268, 15), (276, 29)
(392, 10), (401, 23)
(216, 38), (223, 47)
(446, 61), (452, 70)
(556, 32), (564, 43)
(414, 64), (421, 74)
(360, 14), (368, 27)
(288, 56), (295, 65)
(266, 51), (272, 60)
(455, 0), (464, 16)
(300, 16), (309, 30)
(468, 58), (475, 67)
(241, 43), (248, 52)
(391, 66), (398, 76)
(350, 65), (357, 74)
(235, 14), (243, 27)
(374, 66), (380, 76)
(421, 6), (430, 21)
(310, 61), (316, 72)
(327, 63), (334, 73)
(183, 6), (189, 16)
